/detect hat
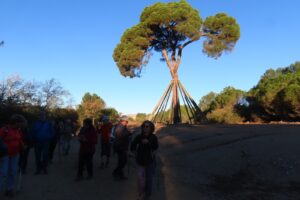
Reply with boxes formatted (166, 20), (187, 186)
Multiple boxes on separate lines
(120, 115), (128, 122)
(9, 114), (27, 126)
(102, 115), (109, 122)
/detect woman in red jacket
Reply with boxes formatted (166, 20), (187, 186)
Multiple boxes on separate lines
(0, 114), (27, 197)
(75, 118), (98, 181)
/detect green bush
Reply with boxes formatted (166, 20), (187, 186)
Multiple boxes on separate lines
(207, 107), (244, 124)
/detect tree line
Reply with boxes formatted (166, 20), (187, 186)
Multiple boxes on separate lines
(1, 61), (299, 125)
(199, 61), (300, 123)
(0, 75), (119, 128)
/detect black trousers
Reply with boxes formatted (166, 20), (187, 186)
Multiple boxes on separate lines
(49, 138), (58, 161)
(19, 146), (31, 172)
(34, 142), (50, 172)
(77, 152), (94, 177)
(113, 150), (128, 178)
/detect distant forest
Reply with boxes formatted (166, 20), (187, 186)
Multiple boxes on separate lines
(0, 62), (299, 125)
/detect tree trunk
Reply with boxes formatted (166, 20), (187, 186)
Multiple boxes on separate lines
(172, 75), (181, 124)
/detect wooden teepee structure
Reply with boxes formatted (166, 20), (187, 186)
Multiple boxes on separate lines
(149, 72), (204, 124)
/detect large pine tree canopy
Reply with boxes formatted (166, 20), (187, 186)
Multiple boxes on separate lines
(113, 0), (240, 78)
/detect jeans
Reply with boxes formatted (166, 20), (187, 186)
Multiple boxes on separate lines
(137, 161), (156, 197)
(0, 154), (20, 191)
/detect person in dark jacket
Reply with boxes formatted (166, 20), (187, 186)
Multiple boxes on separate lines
(19, 126), (33, 174)
(32, 111), (54, 175)
(131, 120), (158, 200)
(75, 118), (97, 181)
(112, 115), (132, 180)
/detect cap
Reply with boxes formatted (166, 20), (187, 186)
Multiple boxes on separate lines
(120, 115), (128, 122)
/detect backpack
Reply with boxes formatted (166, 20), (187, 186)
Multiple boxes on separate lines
(109, 125), (116, 144)
(110, 124), (128, 153)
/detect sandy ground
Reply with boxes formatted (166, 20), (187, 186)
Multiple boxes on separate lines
(3, 124), (300, 200)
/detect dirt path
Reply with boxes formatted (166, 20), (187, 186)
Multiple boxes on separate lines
(4, 124), (300, 200)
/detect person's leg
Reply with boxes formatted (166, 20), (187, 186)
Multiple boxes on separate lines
(119, 151), (128, 179)
(66, 137), (72, 155)
(34, 143), (42, 174)
(100, 155), (105, 169)
(137, 165), (146, 199)
(6, 155), (19, 192)
(100, 142), (105, 168)
(19, 149), (24, 171)
(113, 151), (121, 178)
(60, 139), (66, 155)
(20, 146), (30, 173)
(76, 152), (84, 179)
(49, 138), (57, 162)
(105, 143), (111, 168)
(145, 162), (156, 198)
(105, 155), (110, 168)
(42, 142), (50, 173)
(0, 156), (9, 190)
(86, 153), (94, 178)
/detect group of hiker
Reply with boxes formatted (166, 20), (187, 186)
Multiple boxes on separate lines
(0, 111), (159, 200)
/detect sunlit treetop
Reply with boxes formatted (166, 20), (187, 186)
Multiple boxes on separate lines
(113, 0), (240, 78)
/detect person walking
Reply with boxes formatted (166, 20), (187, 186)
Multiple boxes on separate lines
(0, 114), (27, 197)
(32, 111), (54, 175)
(49, 120), (60, 163)
(19, 126), (33, 174)
(61, 119), (73, 155)
(112, 115), (132, 180)
(75, 118), (97, 181)
(130, 120), (158, 200)
(99, 116), (113, 169)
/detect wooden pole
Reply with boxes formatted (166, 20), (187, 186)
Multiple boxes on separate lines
(150, 81), (173, 121)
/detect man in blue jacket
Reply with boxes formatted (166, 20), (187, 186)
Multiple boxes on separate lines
(32, 111), (54, 174)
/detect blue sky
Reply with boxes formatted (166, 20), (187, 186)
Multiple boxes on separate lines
(0, 0), (299, 114)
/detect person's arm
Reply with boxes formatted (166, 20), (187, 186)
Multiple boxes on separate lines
(92, 129), (98, 144)
(78, 128), (85, 142)
(151, 135), (159, 151)
(19, 129), (25, 149)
